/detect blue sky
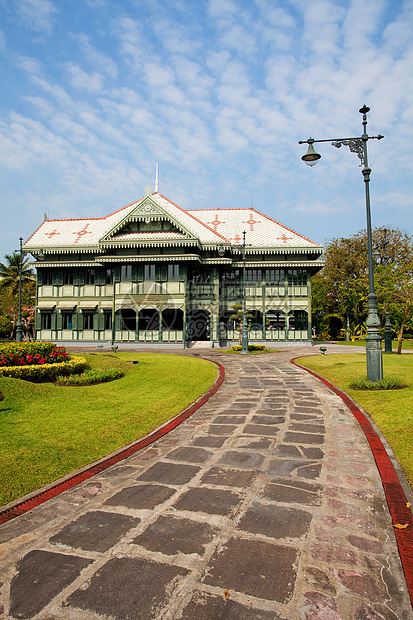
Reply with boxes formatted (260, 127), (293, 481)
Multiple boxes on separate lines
(1, 0), (412, 259)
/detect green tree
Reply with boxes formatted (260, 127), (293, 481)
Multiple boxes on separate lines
(313, 227), (413, 351)
(0, 252), (34, 296)
(0, 252), (36, 339)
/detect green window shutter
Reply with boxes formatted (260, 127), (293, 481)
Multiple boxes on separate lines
(98, 269), (106, 285)
(51, 312), (57, 330)
(76, 312), (84, 330)
(93, 312), (99, 330)
(52, 270), (63, 286)
(35, 313), (41, 330)
(37, 270), (43, 285)
(74, 270), (85, 286)
(115, 311), (121, 330)
(56, 313), (63, 330)
(137, 264), (144, 281)
(72, 312), (78, 330)
(179, 266), (186, 282)
(98, 312), (105, 331)
(114, 265), (121, 282)
(159, 264), (168, 282)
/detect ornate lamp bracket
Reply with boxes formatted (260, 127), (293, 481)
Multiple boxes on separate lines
(331, 139), (364, 166)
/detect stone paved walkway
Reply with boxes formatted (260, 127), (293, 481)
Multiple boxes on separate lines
(0, 348), (412, 619)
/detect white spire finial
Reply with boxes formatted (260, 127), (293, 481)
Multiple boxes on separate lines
(155, 157), (159, 193)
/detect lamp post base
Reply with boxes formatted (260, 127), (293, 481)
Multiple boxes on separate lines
(365, 332), (383, 382)
(240, 322), (249, 355)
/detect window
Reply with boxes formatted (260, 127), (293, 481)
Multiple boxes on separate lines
(189, 267), (210, 284)
(265, 269), (284, 285)
(42, 270), (53, 285)
(245, 269), (261, 284)
(121, 264), (132, 281)
(288, 269), (307, 286)
(62, 313), (72, 329)
(104, 312), (112, 329)
(106, 269), (113, 284)
(222, 269), (240, 283)
(41, 313), (52, 329)
(168, 264), (179, 281)
(83, 312), (94, 329)
(64, 269), (74, 285)
(144, 264), (156, 281)
(85, 269), (95, 285)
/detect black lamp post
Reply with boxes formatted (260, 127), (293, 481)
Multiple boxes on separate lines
(16, 237), (24, 342)
(240, 231), (249, 354)
(299, 106), (384, 381)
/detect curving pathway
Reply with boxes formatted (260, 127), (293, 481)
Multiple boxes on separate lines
(0, 348), (412, 619)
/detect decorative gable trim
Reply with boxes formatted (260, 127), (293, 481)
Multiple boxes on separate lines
(99, 196), (198, 246)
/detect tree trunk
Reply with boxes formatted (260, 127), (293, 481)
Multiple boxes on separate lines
(397, 301), (411, 354)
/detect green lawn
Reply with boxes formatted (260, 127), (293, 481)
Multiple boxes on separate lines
(319, 339), (413, 349)
(0, 353), (217, 506)
(296, 353), (413, 488)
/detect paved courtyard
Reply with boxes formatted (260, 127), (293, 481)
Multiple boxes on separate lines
(0, 348), (412, 619)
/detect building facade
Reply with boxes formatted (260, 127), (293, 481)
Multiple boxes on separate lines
(24, 191), (324, 345)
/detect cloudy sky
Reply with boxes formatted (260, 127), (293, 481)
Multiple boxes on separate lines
(1, 0), (412, 259)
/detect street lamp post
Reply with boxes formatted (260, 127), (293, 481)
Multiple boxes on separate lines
(299, 105), (384, 381)
(241, 231), (249, 355)
(16, 237), (24, 342)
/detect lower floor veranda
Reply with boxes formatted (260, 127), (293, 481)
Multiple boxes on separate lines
(35, 268), (313, 344)
(36, 299), (311, 344)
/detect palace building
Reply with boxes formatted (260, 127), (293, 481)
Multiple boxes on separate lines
(24, 190), (324, 346)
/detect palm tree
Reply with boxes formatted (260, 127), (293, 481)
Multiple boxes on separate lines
(0, 252), (34, 296)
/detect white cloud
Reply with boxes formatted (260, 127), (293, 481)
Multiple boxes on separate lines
(1, 0), (413, 258)
(14, 0), (57, 34)
(66, 63), (105, 93)
(208, 0), (238, 17)
(75, 34), (119, 78)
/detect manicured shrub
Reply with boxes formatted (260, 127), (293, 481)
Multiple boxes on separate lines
(0, 342), (68, 367)
(55, 368), (124, 386)
(231, 344), (266, 352)
(0, 357), (87, 382)
(349, 377), (407, 390)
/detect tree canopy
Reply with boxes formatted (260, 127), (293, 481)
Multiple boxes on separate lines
(0, 252), (36, 339)
(312, 227), (413, 353)
(0, 253), (34, 296)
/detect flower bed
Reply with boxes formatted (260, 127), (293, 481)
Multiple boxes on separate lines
(0, 357), (87, 381)
(0, 342), (68, 367)
(0, 342), (86, 382)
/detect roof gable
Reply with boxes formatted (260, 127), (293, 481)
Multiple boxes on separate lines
(99, 196), (198, 246)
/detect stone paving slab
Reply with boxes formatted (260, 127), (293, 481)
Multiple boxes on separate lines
(0, 348), (412, 619)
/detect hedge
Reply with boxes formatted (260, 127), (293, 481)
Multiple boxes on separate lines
(0, 357), (87, 382)
(231, 344), (266, 352)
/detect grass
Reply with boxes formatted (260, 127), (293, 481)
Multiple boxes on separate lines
(0, 352), (217, 507)
(319, 339), (413, 350)
(296, 352), (413, 488)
